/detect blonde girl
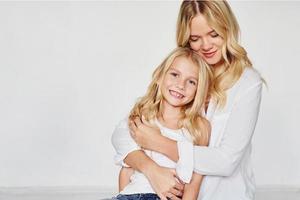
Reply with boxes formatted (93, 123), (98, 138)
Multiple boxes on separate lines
(112, 1), (263, 200)
(112, 47), (211, 200)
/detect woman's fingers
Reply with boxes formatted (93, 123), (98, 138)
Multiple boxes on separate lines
(165, 192), (181, 200)
(128, 120), (137, 138)
(158, 194), (167, 200)
(174, 181), (184, 192)
(128, 120), (137, 131)
(133, 117), (143, 128)
(169, 187), (183, 198)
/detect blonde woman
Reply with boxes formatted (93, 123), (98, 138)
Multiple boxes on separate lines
(112, 1), (263, 200)
(112, 47), (211, 200)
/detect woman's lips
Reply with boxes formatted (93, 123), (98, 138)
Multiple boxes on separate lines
(202, 50), (217, 58)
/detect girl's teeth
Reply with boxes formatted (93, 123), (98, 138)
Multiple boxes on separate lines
(171, 90), (183, 98)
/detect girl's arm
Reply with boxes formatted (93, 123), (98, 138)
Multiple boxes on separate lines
(118, 167), (134, 192)
(182, 173), (204, 200)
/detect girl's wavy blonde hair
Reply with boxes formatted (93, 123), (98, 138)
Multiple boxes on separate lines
(177, 0), (253, 107)
(129, 47), (212, 145)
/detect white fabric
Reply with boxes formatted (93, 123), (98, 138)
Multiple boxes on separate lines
(178, 67), (263, 200)
(111, 67), (263, 200)
(112, 119), (194, 195)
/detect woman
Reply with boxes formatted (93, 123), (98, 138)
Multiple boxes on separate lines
(112, 1), (263, 200)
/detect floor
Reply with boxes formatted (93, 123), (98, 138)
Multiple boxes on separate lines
(1, 189), (300, 200)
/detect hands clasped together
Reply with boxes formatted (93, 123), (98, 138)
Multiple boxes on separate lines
(128, 117), (184, 200)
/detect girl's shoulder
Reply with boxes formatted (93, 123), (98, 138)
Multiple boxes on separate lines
(115, 117), (129, 129)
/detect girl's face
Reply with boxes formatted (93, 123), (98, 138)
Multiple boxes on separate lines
(160, 56), (199, 108)
(189, 13), (224, 67)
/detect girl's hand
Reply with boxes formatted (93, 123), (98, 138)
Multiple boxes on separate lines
(144, 164), (184, 200)
(128, 117), (162, 150)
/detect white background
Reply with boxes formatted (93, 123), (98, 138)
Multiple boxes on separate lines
(0, 1), (299, 190)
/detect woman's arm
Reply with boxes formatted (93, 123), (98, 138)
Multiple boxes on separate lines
(129, 117), (179, 162)
(190, 81), (263, 176)
(124, 150), (183, 200)
(130, 79), (263, 177)
(182, 173), (204, 200)
(111, 119), (184, 200)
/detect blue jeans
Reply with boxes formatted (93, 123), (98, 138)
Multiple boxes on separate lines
(112, 193), (160, 200)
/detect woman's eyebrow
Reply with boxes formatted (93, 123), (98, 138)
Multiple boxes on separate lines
(190, 30), (216, 37)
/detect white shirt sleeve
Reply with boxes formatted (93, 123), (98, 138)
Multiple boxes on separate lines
(176, 140), (194, 183)
(178, 80), (263, 176)
(111, 118), (141, 167)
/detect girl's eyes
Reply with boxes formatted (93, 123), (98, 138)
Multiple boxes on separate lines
(211, 32), (219, 38)
(170, 72), (179, 77)
(188, 80), (197, 86)
(169, 72), (197, 86)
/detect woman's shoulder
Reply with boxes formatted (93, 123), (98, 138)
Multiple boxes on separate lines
(235, 67), (263, 92)
(241, 67), (263, 85)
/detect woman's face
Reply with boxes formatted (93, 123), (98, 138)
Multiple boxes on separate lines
(189, 13), (224, 66)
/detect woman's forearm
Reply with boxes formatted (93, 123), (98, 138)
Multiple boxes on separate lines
(149, 134), (179, 162)
(182, 173), (203, 200)
(124, 150), (158, 175)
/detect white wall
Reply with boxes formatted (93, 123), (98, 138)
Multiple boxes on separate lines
(0, 1), (299, 189)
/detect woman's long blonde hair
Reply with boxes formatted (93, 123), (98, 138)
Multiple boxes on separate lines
(177, 0), (253, 107)
(129, 47), (211, 145)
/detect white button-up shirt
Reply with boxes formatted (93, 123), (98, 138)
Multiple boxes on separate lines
(112, 67), (263, 200)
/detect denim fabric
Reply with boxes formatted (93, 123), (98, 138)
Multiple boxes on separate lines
(112, 193), (160, 200)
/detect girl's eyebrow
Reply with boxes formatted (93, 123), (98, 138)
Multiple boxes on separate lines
(169, 67), (198, 80)
(169, 67), (180, 72)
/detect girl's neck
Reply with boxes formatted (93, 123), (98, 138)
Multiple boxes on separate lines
(159, 101), (183, 130)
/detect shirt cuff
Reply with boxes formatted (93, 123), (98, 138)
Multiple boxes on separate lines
(176, 140), (194, 183)
(114, 147), (142, 167)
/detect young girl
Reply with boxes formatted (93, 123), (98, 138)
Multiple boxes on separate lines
(112, 47), (212, 200)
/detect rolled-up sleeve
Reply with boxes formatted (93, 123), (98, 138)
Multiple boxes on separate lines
(111, 118), (140, 167)
(178, 80), (263, 176)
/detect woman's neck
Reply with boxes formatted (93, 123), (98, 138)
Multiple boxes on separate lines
(212, 59), (226, 77)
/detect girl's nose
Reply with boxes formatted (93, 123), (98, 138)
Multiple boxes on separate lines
(176, 79), (185, 90)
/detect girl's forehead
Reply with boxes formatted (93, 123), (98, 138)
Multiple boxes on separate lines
(170, 56), (199, 77)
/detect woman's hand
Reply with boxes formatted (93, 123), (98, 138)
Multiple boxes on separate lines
(144, 164), (184, 200)
(129, 117), (162, 150)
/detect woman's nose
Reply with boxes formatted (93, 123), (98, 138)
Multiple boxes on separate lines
(201, 38), (213, 51)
